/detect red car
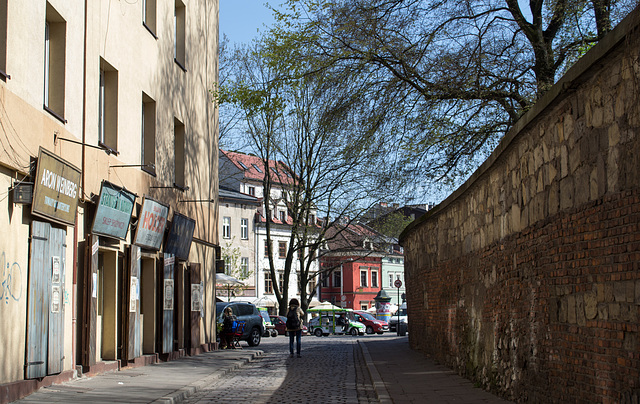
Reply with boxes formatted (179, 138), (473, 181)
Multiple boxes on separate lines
(354, 311), (389, 334)
(270, 315), (308, 336)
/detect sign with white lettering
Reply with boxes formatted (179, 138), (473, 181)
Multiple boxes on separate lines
(91, 181), (136, 240)
(32, 147), (81, 226)
(133, 196), (169, 250)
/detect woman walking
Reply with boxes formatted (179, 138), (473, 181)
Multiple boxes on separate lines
(285, 298), (304, 358)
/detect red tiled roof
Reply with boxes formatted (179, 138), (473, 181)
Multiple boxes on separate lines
(220, 149), (297, 186)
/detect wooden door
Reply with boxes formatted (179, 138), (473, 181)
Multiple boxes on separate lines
(25, 221), (50, 379)
(158, 254), (175, 354)
(82, 235), (99, 367)
(189, 263), (201, 351)
(48, 226), (66, 374)
(126, 245), (141, 360)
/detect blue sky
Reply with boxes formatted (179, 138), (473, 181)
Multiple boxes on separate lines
(219, 1), (532, 46)
(219, 1), (276, 46)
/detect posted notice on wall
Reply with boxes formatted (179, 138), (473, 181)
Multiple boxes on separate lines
(164, 279), (174, 310)
(129, 276), (139, 313)
(191, 283), (202, 312)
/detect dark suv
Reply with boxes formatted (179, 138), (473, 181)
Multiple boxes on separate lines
(216, 301), (264, 346)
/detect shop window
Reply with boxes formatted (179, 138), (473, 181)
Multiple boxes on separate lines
(44, 3), (66, 122)
(141, 93), (156, 175)
(174, 118), (185, 188)
(142, 0), (157, 37)
(174, 0), (186, 71)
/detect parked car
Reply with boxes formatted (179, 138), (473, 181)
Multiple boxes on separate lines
(354, 311), (389, 334)
(258, 308), (278, 337)
(388, 303), (408, 333)
(308, 314), (365, 336)
(270, 315), (308, 336)
(216, 301), (264, 346)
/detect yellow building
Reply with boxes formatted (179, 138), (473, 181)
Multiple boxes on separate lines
(0, 0), (219, 398)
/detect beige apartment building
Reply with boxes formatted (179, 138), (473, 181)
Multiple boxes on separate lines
(0, 1), (219, 400)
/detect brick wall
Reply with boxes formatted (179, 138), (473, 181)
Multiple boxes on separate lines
(400, 9), (640, 403)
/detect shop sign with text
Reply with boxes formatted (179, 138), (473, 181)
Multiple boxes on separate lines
(164, 212), (196, 260)
(32, 147), (82, 226)
(91, 181), (136, 240)
(133, 196), (169, 250)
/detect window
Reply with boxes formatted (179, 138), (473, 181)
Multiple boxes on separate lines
(321, 274), (328, 288)
(264, 240), (269, 257)
(360, 270), (368, 287)
(278, 241), (286, 259)
(371, 271), (378, 288)
(240, 257), (248, 278)
(174, 0), (186, 70)
(278, 272), (284, 291)
(98, 58), (118, 152)
(308, 278), (316, 294)
(0, 0), (7, 80)
(222, 217), (231, 239)
(142, 0), (157, 36)
(309, 214), (315, 225)
(248, 186), (255, 196)
(279, 211), (286, 223)
(141, 93), (156, 175)
(252, 164), (262, 173)
(224, 257), (231, 274)
(264, 271), (273, 294)
(44, 3), (66, 122)
(333, 271), (341, 288)
(361, 304), (368, 311)
(238, 161), (247, 169)
(389, 273), (394, 288)
(174, 118), (185, 187)
(240, 218), (248, 239)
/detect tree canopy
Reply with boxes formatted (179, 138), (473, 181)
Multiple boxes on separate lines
(266, 0), (636, 187)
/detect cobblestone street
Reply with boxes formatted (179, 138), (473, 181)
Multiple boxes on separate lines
(184, 336), (377, 404)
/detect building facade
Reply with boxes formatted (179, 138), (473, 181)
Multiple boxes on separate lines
(219, 149), (319, 313)
(218, 187), (260, 299)
(0, 0), (219, 399)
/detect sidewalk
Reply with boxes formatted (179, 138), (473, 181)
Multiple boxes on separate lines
(12, 349), (262, 404)
(12, 336), (512, 404)
(360, 336), (512, 403)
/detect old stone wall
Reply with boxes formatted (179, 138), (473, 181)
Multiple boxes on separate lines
(400, 9), (640, 403)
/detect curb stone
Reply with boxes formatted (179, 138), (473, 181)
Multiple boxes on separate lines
(151, 350), (264, 404)
(358, 341), (392, 404)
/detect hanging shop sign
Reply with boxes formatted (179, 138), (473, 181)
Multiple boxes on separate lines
(32, 147), (81, 226)
(133, 196), (169, 250)
(91, 181), (136, 240)
(164, 212), (196, 260)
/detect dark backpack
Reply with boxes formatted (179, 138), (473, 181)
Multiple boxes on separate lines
(286, 307), (300, 329)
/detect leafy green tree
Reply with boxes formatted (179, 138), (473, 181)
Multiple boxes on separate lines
(267, 0), (636, 186)
(215, 39), (405, 314)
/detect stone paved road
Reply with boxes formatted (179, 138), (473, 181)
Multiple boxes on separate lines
(184, 334), (378, 404)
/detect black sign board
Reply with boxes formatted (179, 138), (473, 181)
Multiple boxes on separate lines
(164, 212), (196, 260)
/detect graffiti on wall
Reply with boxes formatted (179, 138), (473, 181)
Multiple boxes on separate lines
(0, 252), (22, 304)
